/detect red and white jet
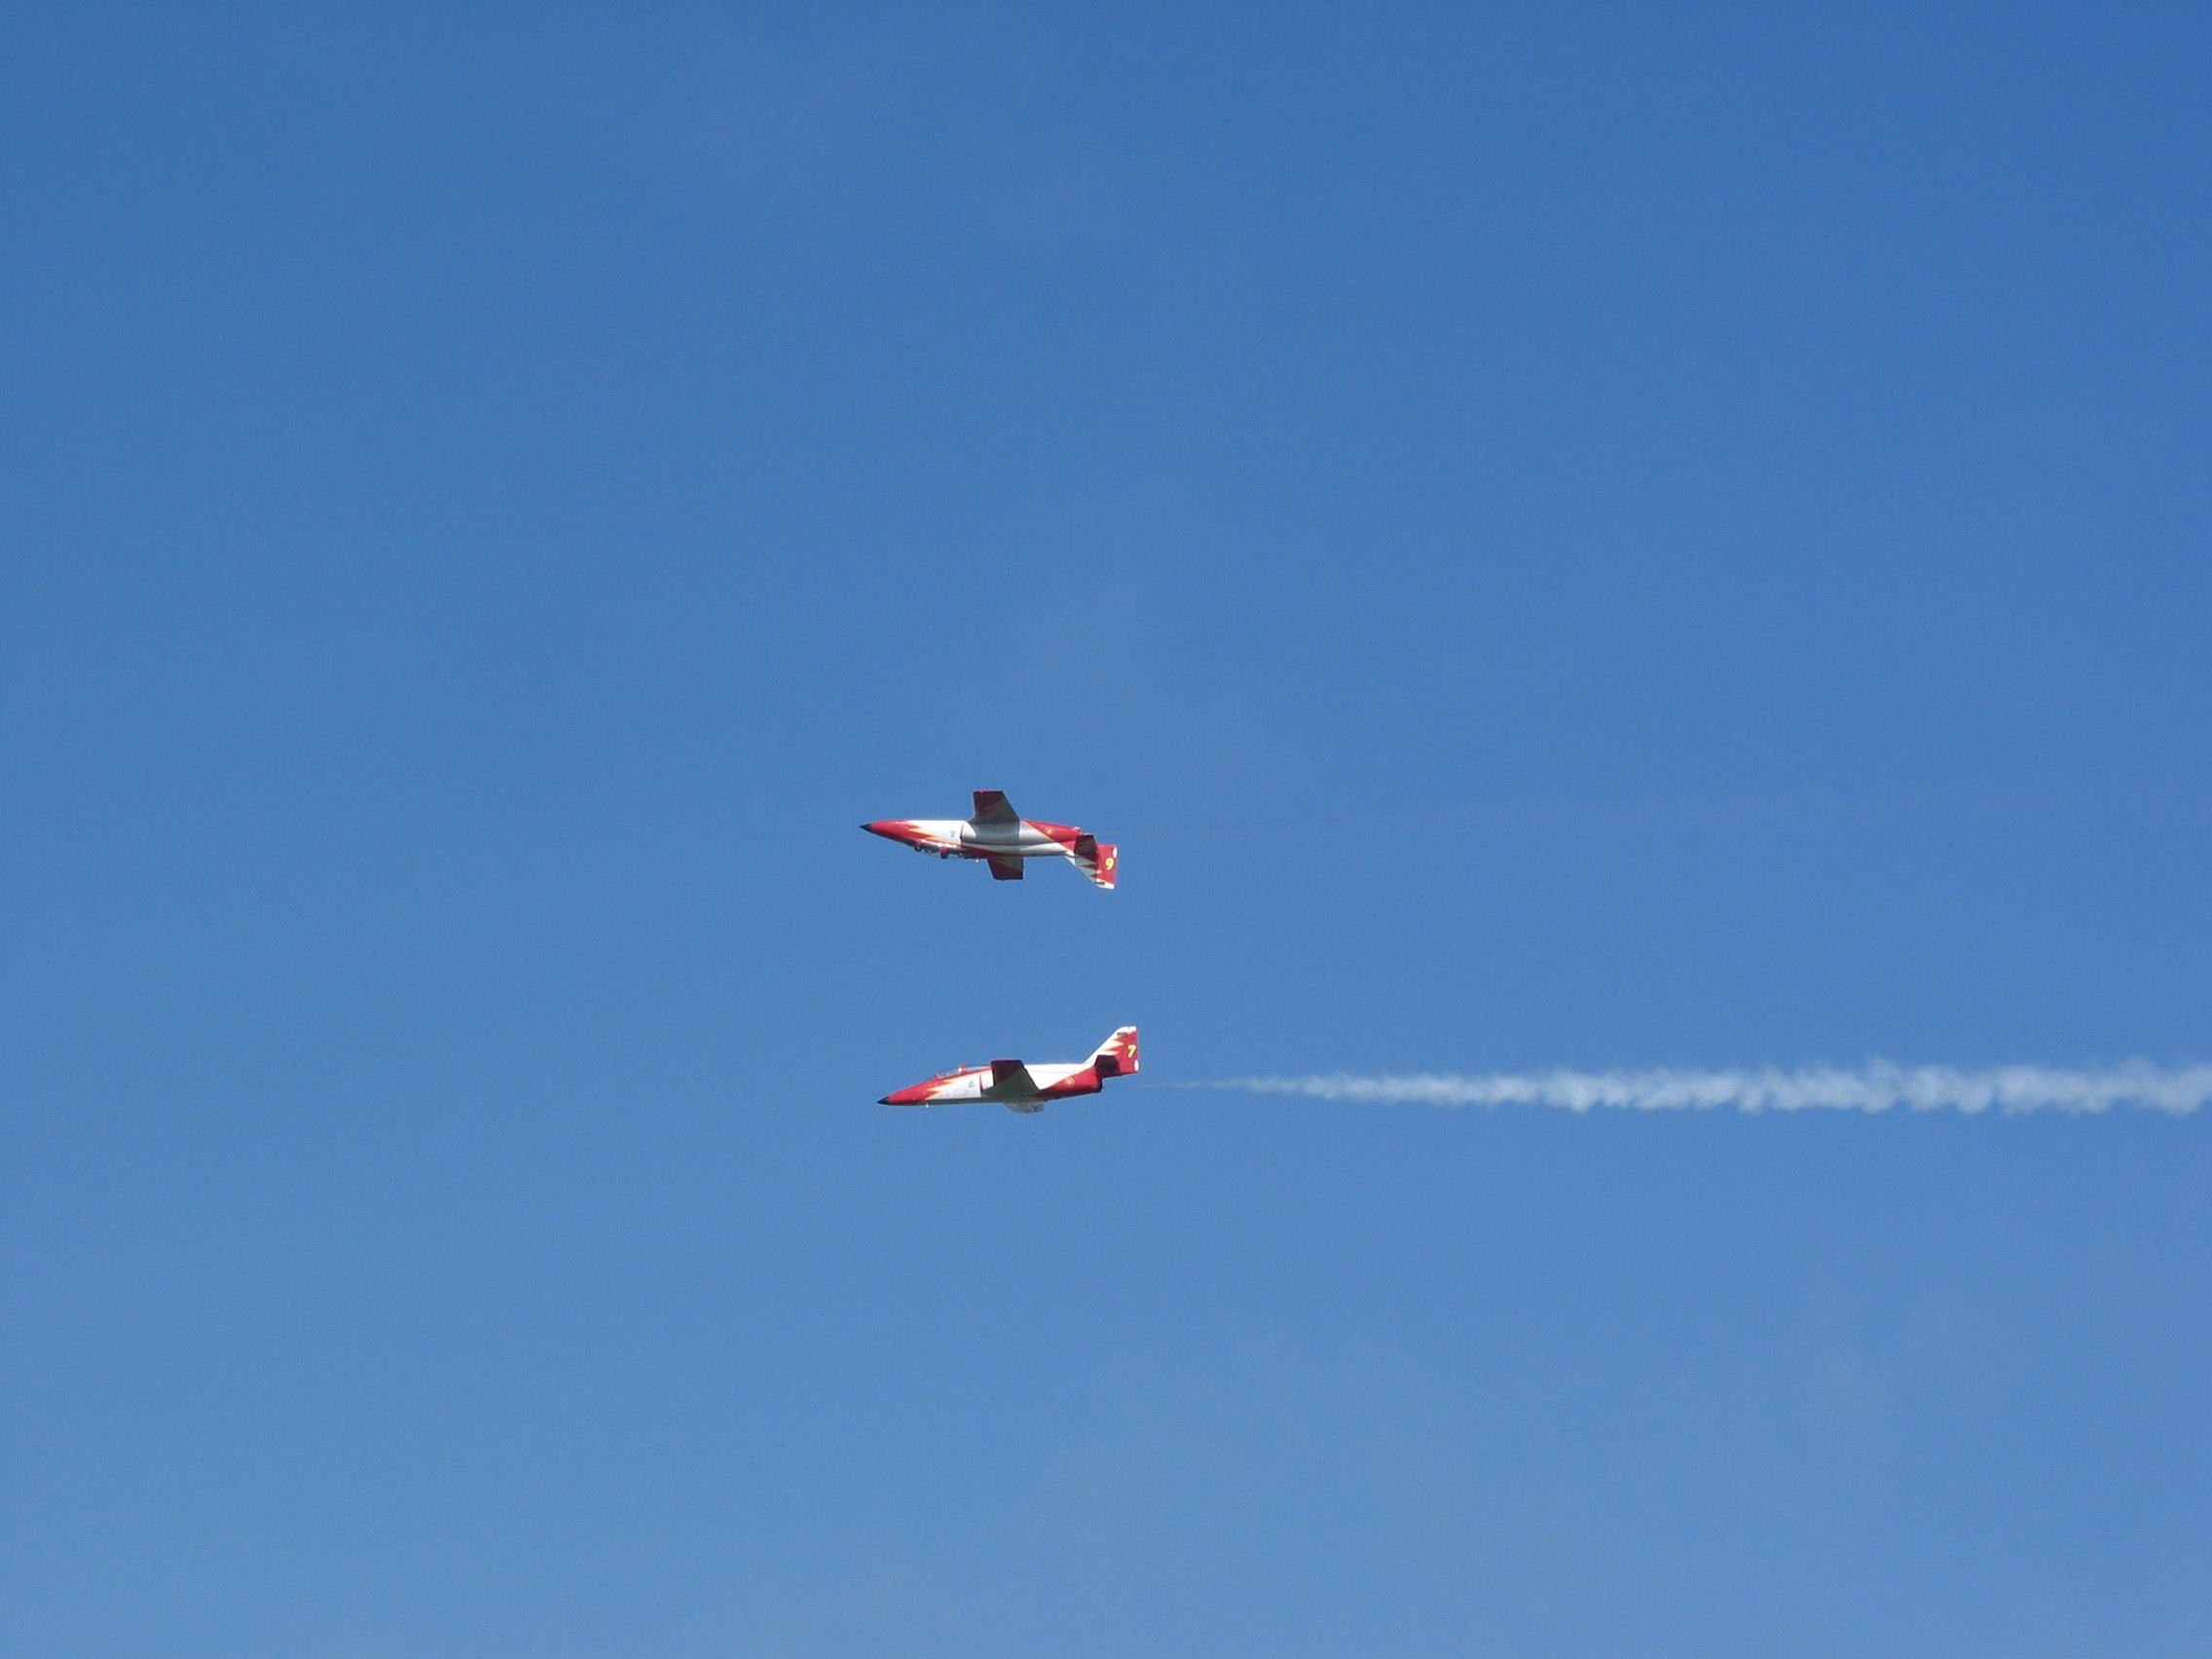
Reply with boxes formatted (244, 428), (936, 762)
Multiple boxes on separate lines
(880, 1026), (1140, 1113)
(863, 791), (1118, 887)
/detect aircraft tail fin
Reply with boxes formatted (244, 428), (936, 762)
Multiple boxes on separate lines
(1090, 1026), (1139, 1078)
(1072, 834), (1119, 889)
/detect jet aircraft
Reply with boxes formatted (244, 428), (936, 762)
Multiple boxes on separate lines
(880, 1026), (1139, 1113)
(863, 791), (1118, 887)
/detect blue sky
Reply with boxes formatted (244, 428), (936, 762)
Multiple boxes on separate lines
(4, 6), (2207, 1654)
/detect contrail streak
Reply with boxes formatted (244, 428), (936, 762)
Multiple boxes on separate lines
(1190, 1062), (2212, 1115)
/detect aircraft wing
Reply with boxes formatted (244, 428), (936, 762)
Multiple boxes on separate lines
(987, 856), (1024, 880)
(989, 1059), (1040, 1095)
(972, 790), (1020, 826)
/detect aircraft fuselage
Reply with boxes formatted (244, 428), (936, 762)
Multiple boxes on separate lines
(880, 1026), (1140, 1113)
(862, 792), (1118, 887)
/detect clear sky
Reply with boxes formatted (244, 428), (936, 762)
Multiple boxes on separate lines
(5, 7), (2207, 1655)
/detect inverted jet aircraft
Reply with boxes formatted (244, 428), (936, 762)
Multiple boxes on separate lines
(880, 1026), (1140, 1113)
(864, 791), (1118, 887)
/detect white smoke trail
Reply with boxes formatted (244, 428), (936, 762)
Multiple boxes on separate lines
(1194, 1061), (2212, 1116)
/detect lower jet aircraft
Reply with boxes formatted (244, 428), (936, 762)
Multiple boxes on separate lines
(863, 791), (1118, 887)
(881, 1027), (1140, 1113)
